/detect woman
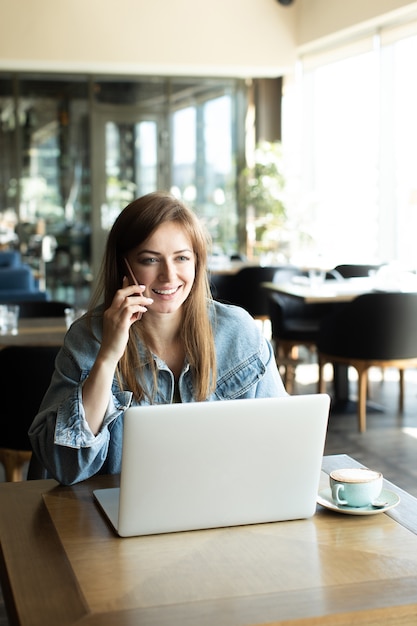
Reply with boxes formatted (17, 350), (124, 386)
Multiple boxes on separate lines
(29, 191), (286, 484)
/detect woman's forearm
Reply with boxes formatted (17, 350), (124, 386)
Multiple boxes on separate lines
(82, 353), (119, 435)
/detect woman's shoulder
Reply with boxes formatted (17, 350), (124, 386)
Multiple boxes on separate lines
(63, 305), (103, 350)
(210, 299), (255, 323)
(209, 299), (263, 344)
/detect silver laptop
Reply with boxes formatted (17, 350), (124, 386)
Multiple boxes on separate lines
(93, 394), (330, 537)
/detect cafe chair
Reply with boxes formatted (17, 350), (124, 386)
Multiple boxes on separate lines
(333, 263), (389, 385)
(0, 345), (59, 481)
(209, 272), (234, 304)
(333, 263), (382, 278)
(317, 292), (417, 433)
(218, 265), (285, 322)
(13, 299), (72, 318)
(268, 267), (335, 393)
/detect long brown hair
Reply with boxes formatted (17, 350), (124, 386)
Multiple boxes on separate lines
(90, 191), (216, 402)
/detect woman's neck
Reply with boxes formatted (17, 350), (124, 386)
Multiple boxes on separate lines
(142, 310), (181, 346)
(141, 312), (185, 378)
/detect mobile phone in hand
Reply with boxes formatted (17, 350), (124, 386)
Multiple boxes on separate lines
(124, 258), (147, 319)
(124, 257), (139, 286)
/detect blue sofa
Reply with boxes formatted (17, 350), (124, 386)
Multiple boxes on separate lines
(0, 250), (21, 269)
(0, 251), (48, 303)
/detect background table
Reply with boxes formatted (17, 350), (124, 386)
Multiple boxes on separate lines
(1, 454), (417, 626)
(0, 317), (66, 348)
(261, 277), (375, 304)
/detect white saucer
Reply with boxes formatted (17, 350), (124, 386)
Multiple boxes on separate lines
(317, 488), (400, 515)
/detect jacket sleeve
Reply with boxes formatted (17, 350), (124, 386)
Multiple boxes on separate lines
(28, 321), (132, 485)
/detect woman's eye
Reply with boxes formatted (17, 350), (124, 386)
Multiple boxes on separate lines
(177, 255), (190, 262)
(141, 257), (158, 265)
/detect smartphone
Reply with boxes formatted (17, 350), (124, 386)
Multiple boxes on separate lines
(124, 257), (139, 286)
(124, 258), (147, 320)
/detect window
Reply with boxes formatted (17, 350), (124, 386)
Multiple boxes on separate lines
(282, 23), (417, 271)
(0, 75), (245, 299)
(171, 94), (237, 255)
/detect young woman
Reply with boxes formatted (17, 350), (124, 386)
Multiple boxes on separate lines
(29, 191), (286, 484)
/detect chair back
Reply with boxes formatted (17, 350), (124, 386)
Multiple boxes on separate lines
(333, 264), (382, 278)
(0, 250), (21, 268)
(0, 346), (59, 451)
(225, 265), (288, 318)
(318, 292), (417, 360)
(269, 267), (335, 339)
(209, 273), (234, 303)
(12, 299), (72, 318)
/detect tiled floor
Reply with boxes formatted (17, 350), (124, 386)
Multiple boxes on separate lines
(1, 361), (416, 624)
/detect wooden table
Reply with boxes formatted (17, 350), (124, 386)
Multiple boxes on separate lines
(261, 277), (376, 304)
(208, 260), (260, 275)
(0, 317), (66, 348)
(1, 454), (417, 626)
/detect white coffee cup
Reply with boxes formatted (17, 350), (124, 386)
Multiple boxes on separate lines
(330, 468), (383, 507)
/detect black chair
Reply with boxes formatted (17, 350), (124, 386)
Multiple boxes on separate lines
(317, 292), (417, 432)
(333, 264), (382, 278)
(268, 267), (335, 392)
(12, 299), (72, 318)
(209, 273), (235, 304)
(333, 263), (389, 385)
(0, 345), (59, 481)
(213, 266), (285, 321)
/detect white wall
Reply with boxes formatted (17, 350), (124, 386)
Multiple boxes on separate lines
(296, 0), (417, 51)
(0, 0), (296, 77)
(1, 0), (417, 77)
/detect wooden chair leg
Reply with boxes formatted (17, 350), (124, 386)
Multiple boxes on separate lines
(276, 353), (295, 394)
(399, 369), (405, 412)
(0, 448), (32, 482)
(357, 367), (368, 433)
(284, 362), (296, 394)
(276, 343), (299, 395)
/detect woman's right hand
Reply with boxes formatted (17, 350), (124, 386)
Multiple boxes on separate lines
(82, 278), (153, 435)
(100, 277), (153, 365)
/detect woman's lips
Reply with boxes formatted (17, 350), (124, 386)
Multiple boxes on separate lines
(152, 286), (181, 296)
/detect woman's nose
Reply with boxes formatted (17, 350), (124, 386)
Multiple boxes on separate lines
(159, 261), (176, 280)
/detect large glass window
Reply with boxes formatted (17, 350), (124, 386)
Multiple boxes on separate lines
(0, 74), (245, 300)
(388, 34), (417, 268)
(0, 76), (91, 295)
(282, 26), (417, 271)
(101, 119), (158, 229)
(171, 94), (236, 254)
(172, 106), (197, 200)
(0, 75), (18, 249)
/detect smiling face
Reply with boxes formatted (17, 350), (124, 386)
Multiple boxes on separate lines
(126, 221), (196, 316)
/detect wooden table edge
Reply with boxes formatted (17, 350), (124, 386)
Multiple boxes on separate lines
(0, 479), (90, 626)
(1, 455), (417, 626)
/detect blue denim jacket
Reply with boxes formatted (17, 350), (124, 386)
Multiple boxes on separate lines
(29, 300), (286, 484)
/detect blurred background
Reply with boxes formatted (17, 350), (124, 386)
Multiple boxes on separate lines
(1, 0), (417, 305)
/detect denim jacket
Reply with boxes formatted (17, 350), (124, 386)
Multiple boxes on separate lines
(29, 300), (286, 484)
